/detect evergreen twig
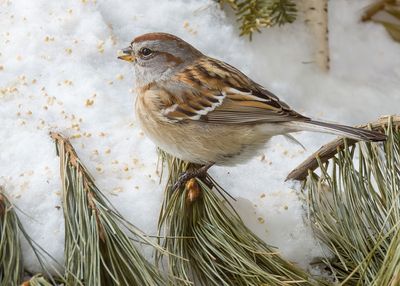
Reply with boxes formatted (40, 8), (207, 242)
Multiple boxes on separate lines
(219, 0), (297, 39)
(0, 188), (23, 285)
(0, 187), (64, 285)
(301, 116), (400, 285)
(51, 132), (167, 286)
(156, 150), (328, 285)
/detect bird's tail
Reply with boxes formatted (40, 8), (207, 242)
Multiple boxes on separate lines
(285, 120), (386, 142)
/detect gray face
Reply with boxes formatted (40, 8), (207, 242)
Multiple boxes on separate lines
(122, 37), (203, 87)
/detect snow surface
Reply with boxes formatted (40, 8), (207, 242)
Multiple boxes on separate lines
(0, 0), (399, 274)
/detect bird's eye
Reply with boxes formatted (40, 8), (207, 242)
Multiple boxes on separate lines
(139, 47), (153, 57)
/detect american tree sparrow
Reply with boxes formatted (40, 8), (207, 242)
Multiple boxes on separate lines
(118, 33), (385, 178)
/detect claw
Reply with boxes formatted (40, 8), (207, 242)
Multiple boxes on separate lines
(171, 162), (214, 191)
(172, 172), (193, 191)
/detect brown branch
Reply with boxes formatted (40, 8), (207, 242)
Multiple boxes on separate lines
(50, 132), (106, 242)
(50, 132), (81, 167)
(286, 115), (400, 181)
(361, 0), (395, 22)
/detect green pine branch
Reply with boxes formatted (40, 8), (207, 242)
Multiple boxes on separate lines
(0, 187), (64, 285)
(0, 189), (23, 285)
(301, 116), (400, 285)
(219, 0), (297, 39)
(51, 132), (167, 286)
(156, 150), (328, 285)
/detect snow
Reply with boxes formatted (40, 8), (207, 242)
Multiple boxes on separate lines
(0, 0), (399, 274)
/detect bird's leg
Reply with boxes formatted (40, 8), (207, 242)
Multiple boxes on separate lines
(172, 162), (214, 191)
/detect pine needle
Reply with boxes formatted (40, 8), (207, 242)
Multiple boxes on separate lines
(51, 132), (167, 286)
(156, 150), (328, 286)
(303, 116), (400, 285)
(22, 274), (53, 286)
(0, 188), (23, 285)
(0, 187), (64, 285)
(219, 0), (297, 39)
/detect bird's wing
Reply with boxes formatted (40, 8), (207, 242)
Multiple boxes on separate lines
(160, 57), (310, 124)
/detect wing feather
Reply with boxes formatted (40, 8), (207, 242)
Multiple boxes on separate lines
(160, 57), (310, 124)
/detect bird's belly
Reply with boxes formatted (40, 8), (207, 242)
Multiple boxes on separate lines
(136, 110), (271, 165)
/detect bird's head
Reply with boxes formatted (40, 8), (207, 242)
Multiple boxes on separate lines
(118, 32), (203, 86)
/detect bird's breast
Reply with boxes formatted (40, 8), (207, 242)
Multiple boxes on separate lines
(135, 91), (190, 160)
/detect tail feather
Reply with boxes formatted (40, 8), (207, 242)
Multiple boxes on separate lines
(286, 120), (386, 142)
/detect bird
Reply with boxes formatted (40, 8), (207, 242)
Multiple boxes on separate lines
(118, 32), (386, 183)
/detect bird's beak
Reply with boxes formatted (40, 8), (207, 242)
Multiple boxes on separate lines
(117, 47), (135, 62)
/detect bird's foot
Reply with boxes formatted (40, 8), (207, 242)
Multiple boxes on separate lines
(172, 163), (214, 191)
